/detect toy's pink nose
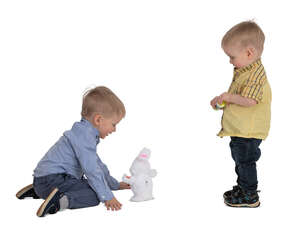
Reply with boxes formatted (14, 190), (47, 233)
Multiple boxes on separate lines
(140, 154), (147, 158)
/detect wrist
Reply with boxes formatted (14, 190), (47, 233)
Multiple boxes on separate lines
(224, 93), (233, 103)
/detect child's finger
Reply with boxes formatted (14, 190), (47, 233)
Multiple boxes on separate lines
(114, 203), (120, 210)
(115, 203), (121, 210)
(113, 204), (118, 211)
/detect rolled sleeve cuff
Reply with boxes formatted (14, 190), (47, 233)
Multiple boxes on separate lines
(241, 92), (262, 103)
(109, 177), (120, 190)
(111, 181), (120, 191)
(97, 190), (114, 202)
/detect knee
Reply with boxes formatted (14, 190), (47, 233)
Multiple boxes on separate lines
(33, 185), (49, 199)
(239, 161), (256, 169)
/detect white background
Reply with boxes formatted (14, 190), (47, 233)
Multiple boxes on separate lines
(1, 0), (299, 232)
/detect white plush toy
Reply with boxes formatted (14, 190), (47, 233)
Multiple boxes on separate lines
(123, 148), (157, 202)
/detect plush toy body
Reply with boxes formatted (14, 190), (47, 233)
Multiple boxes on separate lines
(123, 148), (157, 202)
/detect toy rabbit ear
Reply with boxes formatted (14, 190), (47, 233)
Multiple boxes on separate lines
(139, 153), (149, 159)
(139, 147), (151, 159)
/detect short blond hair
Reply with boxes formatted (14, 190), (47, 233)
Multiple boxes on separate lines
(222, 21), (265, 55)
(81, 86), (126, 118)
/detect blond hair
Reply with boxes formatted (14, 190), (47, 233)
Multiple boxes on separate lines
(222, 21), (265, 55)
(81, 86), (126, 118)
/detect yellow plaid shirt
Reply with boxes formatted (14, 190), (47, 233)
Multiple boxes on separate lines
(218, 59), (272, 140)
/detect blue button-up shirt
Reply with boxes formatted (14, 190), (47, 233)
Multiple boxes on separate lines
(33, 118), (120, 202)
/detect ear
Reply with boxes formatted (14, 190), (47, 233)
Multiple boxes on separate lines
(139, 153), (149, 159)
(138, 148), (151, 159)
(93, 113), (104, 127)
(246, 47), (255, 59)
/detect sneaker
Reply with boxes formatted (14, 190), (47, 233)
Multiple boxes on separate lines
(36, 188), (61, 217)
(223, 185), (242, 199)
(224, 188), (260, 208)
(16, 184), (40, 199)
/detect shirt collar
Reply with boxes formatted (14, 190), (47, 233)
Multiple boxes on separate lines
(81, 118), (100, 144)
(234, 59), (262, 74)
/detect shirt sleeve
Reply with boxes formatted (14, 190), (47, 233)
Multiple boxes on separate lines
(97, 159), (120, 191)
(72, 133), (114, 202)
(241, 69), (266, 103)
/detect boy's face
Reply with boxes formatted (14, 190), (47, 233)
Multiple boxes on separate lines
(222, 43), (254, 69)
(93, 114), (123, 139)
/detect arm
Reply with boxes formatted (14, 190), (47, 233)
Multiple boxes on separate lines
(217, 92), (257, 107)
(219, 68), (267, 107)
(72, 135), (115, 202)
(96, 158), (120, 190)
(149, 169), (157, 178)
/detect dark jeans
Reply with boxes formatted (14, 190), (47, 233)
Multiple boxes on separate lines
(229, 137), (262, 192)
(33, 173), (100, 209)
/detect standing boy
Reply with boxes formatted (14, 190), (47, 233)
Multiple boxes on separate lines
(211, 21), (271, 207)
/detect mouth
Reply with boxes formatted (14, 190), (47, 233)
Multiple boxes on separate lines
(101, 132), (112, 139)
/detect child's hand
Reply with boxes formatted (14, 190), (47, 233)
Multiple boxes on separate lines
(105, 197), (122, 211)
(217, 92), (231, 104)
(119, 182), (131, 190)
(210, 96), (219, 109)
(211, 93), (232, 109)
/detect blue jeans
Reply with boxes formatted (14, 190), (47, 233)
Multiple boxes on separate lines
(33, 173), (100, 209)
(230, 137), (262, 192)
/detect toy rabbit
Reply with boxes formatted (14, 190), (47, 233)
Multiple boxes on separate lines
(122, 148), (157, 202)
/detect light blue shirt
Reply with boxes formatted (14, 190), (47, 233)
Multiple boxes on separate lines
(33, 118), (120, 202)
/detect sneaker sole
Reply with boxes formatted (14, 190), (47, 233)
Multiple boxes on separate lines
(36, 188), (59, 217)
(16, 184), (34, 199)
(224, 200), (260, 208)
